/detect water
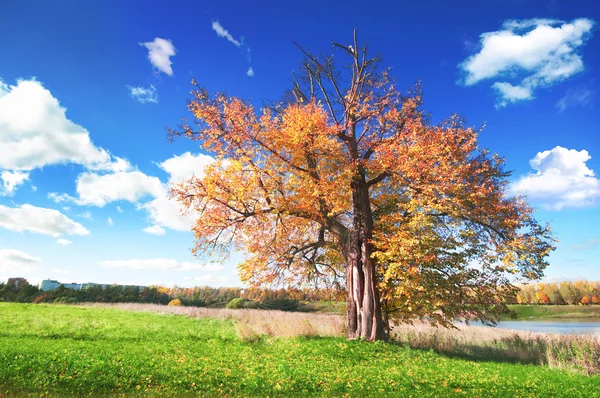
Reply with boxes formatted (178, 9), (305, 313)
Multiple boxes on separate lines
(491, 319), (600, 335)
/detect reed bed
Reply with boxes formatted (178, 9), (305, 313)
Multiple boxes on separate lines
(392, 321), (600, 375)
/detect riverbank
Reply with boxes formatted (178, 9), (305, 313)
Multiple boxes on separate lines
(507, 305), (600, 320)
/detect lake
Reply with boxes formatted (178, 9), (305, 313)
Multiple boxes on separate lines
(492, 319), (600, 334)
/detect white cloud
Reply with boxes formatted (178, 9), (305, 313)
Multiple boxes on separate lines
(459, 18), (595, 106)
(127, 85), (158, 104)
(159, 152), (214, 184)
(141, 38), (176, 76)
(512, 146), (600, 210)
(0, 79), (129, 172)
(570, 238), (600, 251)
(0, 204), (90, 237)
(50, 171), (164, 207)
(491, 82), (533, 105)
(77, 211), (93, 220)
(100, 258), (223, 272)
(212, 21), (241, 47)
(107, 217), (114, 226)
(556, 84), (594, 112)
(116, 206), (124, 213)
(139, 152), (213, 231)
(211, 21), (254, 77)
(143, 225), (166, 235)
(56, 238), (72, 246)
(49, 152), (212, 232)
(1, 170), (29, 195)
(0, 249), (42, 273)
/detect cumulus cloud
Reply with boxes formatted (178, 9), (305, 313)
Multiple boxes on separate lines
(50, 152), (212, 232)
(0, 79), (129, 172)
(0, 249), (42, 273)
(49, 171), (164, 207)
(246, 67), (254, 77)
(127, 85), (158, 104)
(511, 146), (600, 210)
(143, 225), (166, 235)
(0, 204), (90, 237)
(100, 258), (223, 272)
(139, 152), (214, 231)
(56, 238), (72, 246)
(556, 83), (595, 112)
(159, 152), (214, 184)
(459, 18), (595, 107)
(1, 171), (29, 195)
(141, 38), (176, 76)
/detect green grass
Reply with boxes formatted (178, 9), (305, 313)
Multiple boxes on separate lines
(1, 304), (599, 397)
(507, 305), (600, 320)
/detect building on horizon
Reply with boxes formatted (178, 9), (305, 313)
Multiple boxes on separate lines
(7, 277), (28, 288)
(40, 279), (145, 292)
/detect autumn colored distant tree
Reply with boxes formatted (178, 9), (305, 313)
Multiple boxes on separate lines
(169, 33), (554, 340)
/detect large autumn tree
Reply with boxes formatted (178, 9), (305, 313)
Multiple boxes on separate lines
(169, 33), (554, 341)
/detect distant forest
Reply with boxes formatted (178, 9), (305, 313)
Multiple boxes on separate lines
(0, 279), (342, 310)
(515, 281), (600, 305)
(2, 279), (600, 307)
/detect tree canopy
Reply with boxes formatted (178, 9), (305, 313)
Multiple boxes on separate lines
(170, 33), (555, 340)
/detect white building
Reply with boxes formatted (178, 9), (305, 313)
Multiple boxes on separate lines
(40, 279), (143, 291)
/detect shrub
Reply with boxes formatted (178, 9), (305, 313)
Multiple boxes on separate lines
(168, 299), (183, 307)
(32, 294), (48, 304)
(226, 298), (245, 309)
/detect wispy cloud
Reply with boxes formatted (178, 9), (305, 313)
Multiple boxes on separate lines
(556, 83), (594, 112)
(143, 225), (166, 236)
(570, 238), (600, 251)
(127, 85), (158, 104)
(101, 258), (223, 272)
(459, 18), (595, 107)
(212, 21), (241, 47)
(0, 249), (42, 273)
(140, 37), (176, 76)
(212, 20), (254, 77)
(56, 238), (72, 246)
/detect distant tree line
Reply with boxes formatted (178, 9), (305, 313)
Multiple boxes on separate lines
(0, 279), (344, 309)
(516, 281), (600, 305)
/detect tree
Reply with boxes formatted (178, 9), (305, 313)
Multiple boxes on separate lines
(169, 33), (554, 340)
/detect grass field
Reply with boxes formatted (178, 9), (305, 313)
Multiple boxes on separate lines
(1, 303), (599, 397)
(507, 305), (600, 320)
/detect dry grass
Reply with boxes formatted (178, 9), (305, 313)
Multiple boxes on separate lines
(392, 322), (600, 375)
(80, 302), (346, 340)
(80, 303), (599, 375)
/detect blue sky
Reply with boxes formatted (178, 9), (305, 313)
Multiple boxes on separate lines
(0, 0), (598, 288)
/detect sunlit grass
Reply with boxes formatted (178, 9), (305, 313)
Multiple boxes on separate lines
(1, 303), (599, 396)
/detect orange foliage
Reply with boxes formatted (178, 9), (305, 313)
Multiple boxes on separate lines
(170, 34), (555, 335)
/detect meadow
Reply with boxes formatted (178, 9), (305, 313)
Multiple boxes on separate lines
(1, 303), (600, 396)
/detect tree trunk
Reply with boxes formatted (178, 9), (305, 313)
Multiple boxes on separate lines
(345, 174), (387, 341)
